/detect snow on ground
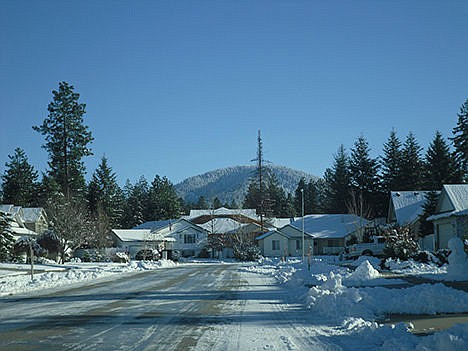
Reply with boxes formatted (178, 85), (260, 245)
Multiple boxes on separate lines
(246, 256), (468, 350)
(0, 259), (176, 296)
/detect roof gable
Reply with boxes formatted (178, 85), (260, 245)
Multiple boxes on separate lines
(389, 191), (435, 225)
(289, 214), (370, 239)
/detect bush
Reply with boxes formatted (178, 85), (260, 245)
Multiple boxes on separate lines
(383, 227), (419, 260)
(233, 241), (261, 261)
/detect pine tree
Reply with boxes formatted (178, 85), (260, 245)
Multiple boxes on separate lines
(147, 175), (181, 220)
(380, 130), (403, 193)
(212, 197), (222, 209)
(1, 148), (39, 206)
(120, 177), (148, 228)
(349, 136), (381, 217)
(419, 191), (439, 236)
(424, 131), (456, 189)
(451, 98), (468, 180)
(399, 132), (423, 190)
(294, 178), (320, 215)
(323, 145), (352, 213)
(243, 130), (272, 228)
(87, 156), (124, 228)
(33, 81), (93, 198)
(0, 212), (15, 261)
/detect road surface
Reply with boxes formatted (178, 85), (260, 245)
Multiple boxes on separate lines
(0, 263), (323, 351)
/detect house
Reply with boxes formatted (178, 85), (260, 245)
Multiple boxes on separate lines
(22, 208), (49, 234)
(256, 228), (312, 257)
(111, 229), (167, 258)
(184, 207), (261, 225)
(0, 204), (39, 240)
(199, 217), (263, 258)
(428, 184), (468, 250)
(135, 219), (209, 257)
(387, 191), (437, 234)
(257, 214), (370, 257)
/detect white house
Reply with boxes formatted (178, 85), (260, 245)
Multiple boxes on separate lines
(256, 228), (312, 257)
(111, 229), (168, 258)
(428, 184), (468, 250)
(135, 219), (209, 257)
(257, 214), (370, 257)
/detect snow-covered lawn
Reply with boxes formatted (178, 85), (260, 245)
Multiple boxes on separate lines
(0, 260), (176, 297)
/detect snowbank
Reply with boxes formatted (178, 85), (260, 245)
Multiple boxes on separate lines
(307, 272), (468, 320)
(0, 259), (177, 296)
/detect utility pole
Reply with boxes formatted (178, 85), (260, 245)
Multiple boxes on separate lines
(301, 188), (305, 263)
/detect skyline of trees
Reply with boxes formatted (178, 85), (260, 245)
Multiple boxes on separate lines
(0, 83), (466, 226)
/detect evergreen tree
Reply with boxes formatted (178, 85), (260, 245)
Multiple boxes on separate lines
(1, 148), (39, 206)
(33, 81), (93, 198)
(243, 130), (272, 228)
(195, 196), (208, 209)
(323, 145), (352, 213)
(424, 131), (456, 189)
(87, 156), (124, 228)
(147, 175), (181, 220)
(120, 177), (148, 228)
(294, 178), (320, 215)
(380, 130), (403, 193)
(294, 177), (307, 215)
(212, 197), (222, 209)
(451, 98), (468, 180)
(349, 136), (382, 218)
(0, 212), (15, 261)
(419, 191), (439, 236)
(399, 132), (423, 190)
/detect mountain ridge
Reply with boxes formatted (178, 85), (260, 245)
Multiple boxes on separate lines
(175, 165), (316, 205)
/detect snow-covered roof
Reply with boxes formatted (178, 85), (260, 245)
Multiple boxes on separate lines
(112, 229), (152, 242)
(199, 217), (246, 234)
(22, 208), (45, 223)
(443, 184), (468, 212)
(0, 204), (14, 214)
(9, 221), (38, 236)
(288, 214), (370, 239)
(389, 191), (435, 226)
(134, 219), (177, 231)
(187, 207), (258, 220)
(428, 184), (468, 221)
(268, 217), (298, 229)
(256, 229), (290, 240)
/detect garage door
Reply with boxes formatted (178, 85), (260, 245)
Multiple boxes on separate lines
(438, 223), (454, 249)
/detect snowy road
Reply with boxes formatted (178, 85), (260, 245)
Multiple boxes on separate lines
(0, 263), (323, 351)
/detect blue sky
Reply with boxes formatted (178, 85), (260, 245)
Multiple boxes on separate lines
(1, 1), (467, 185)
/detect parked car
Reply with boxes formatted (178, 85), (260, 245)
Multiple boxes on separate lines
(344, 236), (386, 259)
(135, 249), (160, 261)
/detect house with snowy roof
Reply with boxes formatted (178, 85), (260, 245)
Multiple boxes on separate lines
(257, 214), (370, 257)
(184, 207), (261, 225)
(21, 208), (49, 234)
(387, 191), (437, 234)
(427, 184), (468, 250)
(0, 204), (43, 239)
(133, 218), (209, 257)
(111, 229), (177, 259)
(199, 217), (263, 258)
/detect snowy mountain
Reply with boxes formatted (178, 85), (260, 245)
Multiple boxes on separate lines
(175, 165), (316, 205)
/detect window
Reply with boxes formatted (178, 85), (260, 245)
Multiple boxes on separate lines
(184, 234), (196, 244)
(296, 240), (302, 250)
(272, 240), (280, 251)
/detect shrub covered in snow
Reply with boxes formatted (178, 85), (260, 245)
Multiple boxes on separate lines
(383, 227), (419, 260)
(233, 241), (261, 261)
